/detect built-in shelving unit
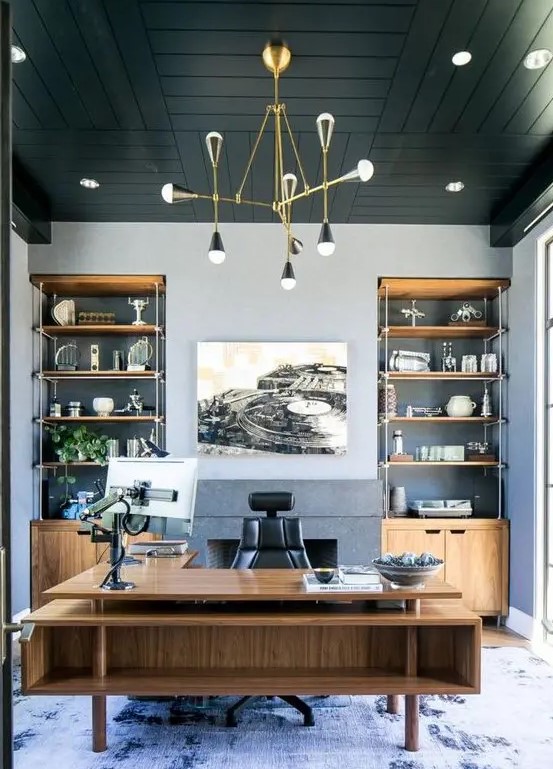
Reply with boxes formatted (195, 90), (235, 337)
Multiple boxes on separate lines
(31, 274), (166, 519)
(378, 277), (509, 519)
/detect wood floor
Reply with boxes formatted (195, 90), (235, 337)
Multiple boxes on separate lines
(482, 625), (528, 647)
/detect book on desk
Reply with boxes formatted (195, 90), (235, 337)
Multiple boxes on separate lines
(302, 573), (384, 593)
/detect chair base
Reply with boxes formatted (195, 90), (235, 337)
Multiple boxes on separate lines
(225, 695), (315, 727)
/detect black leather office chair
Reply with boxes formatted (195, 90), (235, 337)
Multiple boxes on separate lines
(226, 491), (314, 728)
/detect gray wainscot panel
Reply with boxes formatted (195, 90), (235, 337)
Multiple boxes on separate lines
(188, 479), (383, 566)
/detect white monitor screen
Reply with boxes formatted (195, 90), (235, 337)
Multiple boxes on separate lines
(104, 457), (198, 535)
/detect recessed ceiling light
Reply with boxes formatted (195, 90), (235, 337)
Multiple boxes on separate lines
(452, 51), (472, 66)
(523, 48), (553, 70)
(445, 181), (465, 193)
(80, 178), (100, 189)
(11, 45), (26, 64)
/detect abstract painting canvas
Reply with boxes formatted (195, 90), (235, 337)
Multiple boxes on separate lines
(197, 342), (347, 455)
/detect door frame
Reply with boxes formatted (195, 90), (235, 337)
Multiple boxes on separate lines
(535, 225), (553, 663)
(0, 1), (13, 767)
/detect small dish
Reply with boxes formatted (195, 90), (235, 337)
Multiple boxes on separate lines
(312, 567), (336, 584)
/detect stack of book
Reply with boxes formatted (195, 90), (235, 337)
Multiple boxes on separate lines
(302, 565), (383, 593)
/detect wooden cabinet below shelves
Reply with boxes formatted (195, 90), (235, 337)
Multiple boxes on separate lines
(31, 520), (160, 610)
(381, 518), (509, 616)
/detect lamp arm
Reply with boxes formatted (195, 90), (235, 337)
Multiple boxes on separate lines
(236, 106), (272, 200)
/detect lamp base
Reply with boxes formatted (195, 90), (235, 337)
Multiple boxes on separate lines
(101, 580), (135, 591)
(262, 42), (291, 75)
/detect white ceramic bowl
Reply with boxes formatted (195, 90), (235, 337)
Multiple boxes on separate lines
(92, 397), (114, 417)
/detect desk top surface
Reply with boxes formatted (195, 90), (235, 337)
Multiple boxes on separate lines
(44, 558), (462, 602)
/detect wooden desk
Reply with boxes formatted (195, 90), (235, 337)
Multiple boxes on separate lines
(20, 561), (481, 754)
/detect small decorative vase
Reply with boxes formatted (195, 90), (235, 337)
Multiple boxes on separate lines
(378, 383), (397, 418)
(93, 397), (114, 417)
(445, 395), (476, 417)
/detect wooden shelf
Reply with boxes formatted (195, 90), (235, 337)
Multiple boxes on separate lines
(381, 417), (500, 423)
(386, 460), (501, 467)
(40, 416), (160, 423)
(27, 666), (473, 697)
(381, 372), (503, 380)
(380, 325), (502, 339)
(378, 278), (510, 300)
(38, 324), (159, 336)
(37, 370), (160, 380)
(30, 274), (165, 297)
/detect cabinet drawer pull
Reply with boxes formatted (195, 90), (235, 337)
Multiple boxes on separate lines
(424, 530), (440, 534)
(450, 530), (466, 535)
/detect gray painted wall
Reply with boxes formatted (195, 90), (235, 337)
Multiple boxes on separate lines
(510, 209), (553, 617)
(28, 221), (511, 483)
(10, 232), (32, 614)
(24, 221), (511, 607)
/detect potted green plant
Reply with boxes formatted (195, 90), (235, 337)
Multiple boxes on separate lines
(46, 424), (110, 464)
(46, 424), (110, 515)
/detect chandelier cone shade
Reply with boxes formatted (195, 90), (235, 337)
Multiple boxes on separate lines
(161, 183), (197, 203)
(208, 230), (226, 264)
(280, 260), (296, 290)
(160, 42), (374, 287)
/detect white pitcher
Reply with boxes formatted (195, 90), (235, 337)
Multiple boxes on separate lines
(446, 395), (476, 417)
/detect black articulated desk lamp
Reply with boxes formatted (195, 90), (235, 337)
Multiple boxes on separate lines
(79, 457), (197, 591)
(227, 491), (315, 727)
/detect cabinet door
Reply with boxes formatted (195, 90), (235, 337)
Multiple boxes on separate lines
(32, 525), (98, 609)
(445, 528), (506, 614)
(384, 528), (446, 580)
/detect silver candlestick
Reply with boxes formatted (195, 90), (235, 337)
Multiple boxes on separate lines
(129, 297), (149, 325)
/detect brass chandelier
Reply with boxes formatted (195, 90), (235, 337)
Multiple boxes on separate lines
(161, 41), (374, 289)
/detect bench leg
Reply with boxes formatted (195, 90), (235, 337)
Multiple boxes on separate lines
(386, 695), (399, 714)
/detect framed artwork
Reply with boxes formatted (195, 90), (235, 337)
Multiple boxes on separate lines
(197, 342), (347, 455)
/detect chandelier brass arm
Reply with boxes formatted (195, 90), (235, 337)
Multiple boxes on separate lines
(160, 41), (374, 288)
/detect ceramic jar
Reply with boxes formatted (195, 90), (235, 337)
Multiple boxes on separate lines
(445, 395), (476, 417)
(92, 397), (114, 417)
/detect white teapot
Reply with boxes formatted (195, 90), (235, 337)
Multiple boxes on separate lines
(446, 395), (476, 417)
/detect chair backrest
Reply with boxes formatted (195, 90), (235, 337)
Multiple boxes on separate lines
(230, 491), (311, 569)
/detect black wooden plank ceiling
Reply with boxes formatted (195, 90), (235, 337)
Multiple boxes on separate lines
(9, 0), (553, 241)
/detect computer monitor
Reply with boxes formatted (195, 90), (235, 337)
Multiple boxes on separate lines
(102, 457), (198, 537)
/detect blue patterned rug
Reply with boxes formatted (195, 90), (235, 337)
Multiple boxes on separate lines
(12, 647), (553, 769)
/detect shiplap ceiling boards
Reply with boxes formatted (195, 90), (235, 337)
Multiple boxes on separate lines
(10, 0), (553, 232)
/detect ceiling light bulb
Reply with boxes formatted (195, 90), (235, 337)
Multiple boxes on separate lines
(208, 230), (226, 264)
(317, 222), (335, 256)
(445, 181), (465, 193)
(316, 112), (335, 150)
(282, 172), (298, 201)
(452, 51), (472, 66)
(11, 45), (26, 63)
(281, 261), (296, 290)
(205, 131), (223, 165)
(357, 159), (374, 182)
(80, 178), (100, 189)
(524, 48), (553, 70)
(161, 183), (174, 203)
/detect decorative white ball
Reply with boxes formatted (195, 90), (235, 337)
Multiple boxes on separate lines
(92, 397), (114, 417)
